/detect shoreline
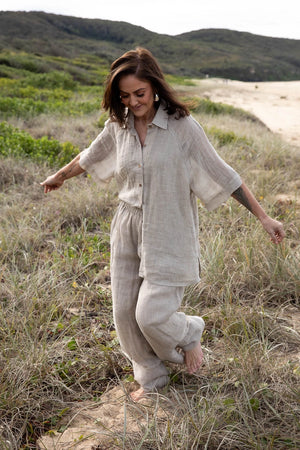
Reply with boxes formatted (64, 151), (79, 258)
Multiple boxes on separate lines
(190, 78), (300, 147)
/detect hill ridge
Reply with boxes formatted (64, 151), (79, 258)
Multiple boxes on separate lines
(0, 11), (300, 81)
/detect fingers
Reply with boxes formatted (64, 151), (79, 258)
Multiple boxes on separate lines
(270, 225), (285, 244)
(261, 216), (285, 245)
(40, 182), (58, 194)
(40, 182), (49, 193)
(270, 233), (280, 244)
(40, 179), (51, 194)
(40, 176), (62, 194)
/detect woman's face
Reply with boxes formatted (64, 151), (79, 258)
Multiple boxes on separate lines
(119, 74), (155, 122)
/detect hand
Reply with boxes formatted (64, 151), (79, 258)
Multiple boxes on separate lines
(40, 174), (64, 194)
(260, 216), (285, 244)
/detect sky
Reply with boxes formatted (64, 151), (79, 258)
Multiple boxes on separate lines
(2, 0), (300, 40)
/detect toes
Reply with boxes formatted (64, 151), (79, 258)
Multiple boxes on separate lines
(130, 387), (147, 402)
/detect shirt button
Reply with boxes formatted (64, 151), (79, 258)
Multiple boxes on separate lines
(139, 184), (142, 187)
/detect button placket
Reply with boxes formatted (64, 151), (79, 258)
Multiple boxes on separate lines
(136, 138), (143, 205)
(140, 140), (145, 205)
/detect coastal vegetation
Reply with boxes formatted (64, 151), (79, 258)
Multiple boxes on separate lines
(0, 13), (299, 448)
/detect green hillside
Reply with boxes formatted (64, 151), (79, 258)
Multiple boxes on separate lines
(0, 10), (300, 81)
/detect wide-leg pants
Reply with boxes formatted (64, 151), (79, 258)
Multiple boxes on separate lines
(110, 201), (205, 391)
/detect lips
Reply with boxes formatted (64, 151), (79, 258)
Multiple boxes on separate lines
(131, 105), (144, 114)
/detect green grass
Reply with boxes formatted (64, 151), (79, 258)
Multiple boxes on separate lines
(0, 68), (299, 448)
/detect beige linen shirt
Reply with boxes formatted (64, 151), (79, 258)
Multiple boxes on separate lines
(79, 103), (242, 286)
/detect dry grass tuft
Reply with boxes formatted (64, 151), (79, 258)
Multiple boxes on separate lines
(0, 103), (299, 448)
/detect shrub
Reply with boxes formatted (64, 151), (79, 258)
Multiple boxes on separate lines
(165, 74), (196, 86)
(0, 94), (101, 119)
(0, 121), (79, 166)
(24, 71), (77, 89)
(186, 96), (265, 125)
(0, 97), (48, 117)
(207, 126), (253, 147)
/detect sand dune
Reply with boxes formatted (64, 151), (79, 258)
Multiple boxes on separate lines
(191, 79), (300, 147)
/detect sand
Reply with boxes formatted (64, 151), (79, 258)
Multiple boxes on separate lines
(37, 385), (170, 449)
(189, 79), (300, 147)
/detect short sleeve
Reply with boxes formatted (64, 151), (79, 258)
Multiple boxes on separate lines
(79, 120), (116, 185)
(183, 116), (242, 210)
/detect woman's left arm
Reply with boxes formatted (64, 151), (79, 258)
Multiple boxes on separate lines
(231, 181), (285, 244)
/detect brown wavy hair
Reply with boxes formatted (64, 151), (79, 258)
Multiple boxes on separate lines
(102, 47), (189, 126)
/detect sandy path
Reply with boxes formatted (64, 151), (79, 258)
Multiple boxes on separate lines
(190, 79), (300, 147)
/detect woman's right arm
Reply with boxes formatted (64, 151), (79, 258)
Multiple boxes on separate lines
(40, 154), (85, 194)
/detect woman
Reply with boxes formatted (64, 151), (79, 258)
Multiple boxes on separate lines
(41, 48), (285, 401)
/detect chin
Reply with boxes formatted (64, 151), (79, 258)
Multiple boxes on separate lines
(132, 108), (144, 115)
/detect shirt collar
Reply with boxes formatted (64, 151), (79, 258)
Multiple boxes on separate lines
(152, 102), (169, 129)
(127, 101), (169, 133)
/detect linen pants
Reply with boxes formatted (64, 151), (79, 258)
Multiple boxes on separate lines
(110, 202), (205, 391)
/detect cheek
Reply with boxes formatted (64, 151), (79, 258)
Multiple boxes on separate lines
(146, 94), (154, 105)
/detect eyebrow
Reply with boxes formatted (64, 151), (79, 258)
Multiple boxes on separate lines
(119, 87), (147, 94)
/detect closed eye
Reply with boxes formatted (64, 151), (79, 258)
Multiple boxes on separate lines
(120, 89), (146, 99)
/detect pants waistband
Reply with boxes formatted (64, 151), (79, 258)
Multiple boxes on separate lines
(119, 200), (143, 217)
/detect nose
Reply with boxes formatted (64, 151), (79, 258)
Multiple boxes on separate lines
(128, 95), (138, 107)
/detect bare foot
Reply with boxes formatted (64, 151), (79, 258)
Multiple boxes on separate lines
(130, 387), (148, 402)
(184, 341), (203, 374)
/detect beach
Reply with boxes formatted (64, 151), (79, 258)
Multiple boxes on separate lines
(191, 79), (300, 147)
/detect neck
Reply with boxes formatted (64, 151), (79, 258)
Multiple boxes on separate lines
(134, 107), (156, 126)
